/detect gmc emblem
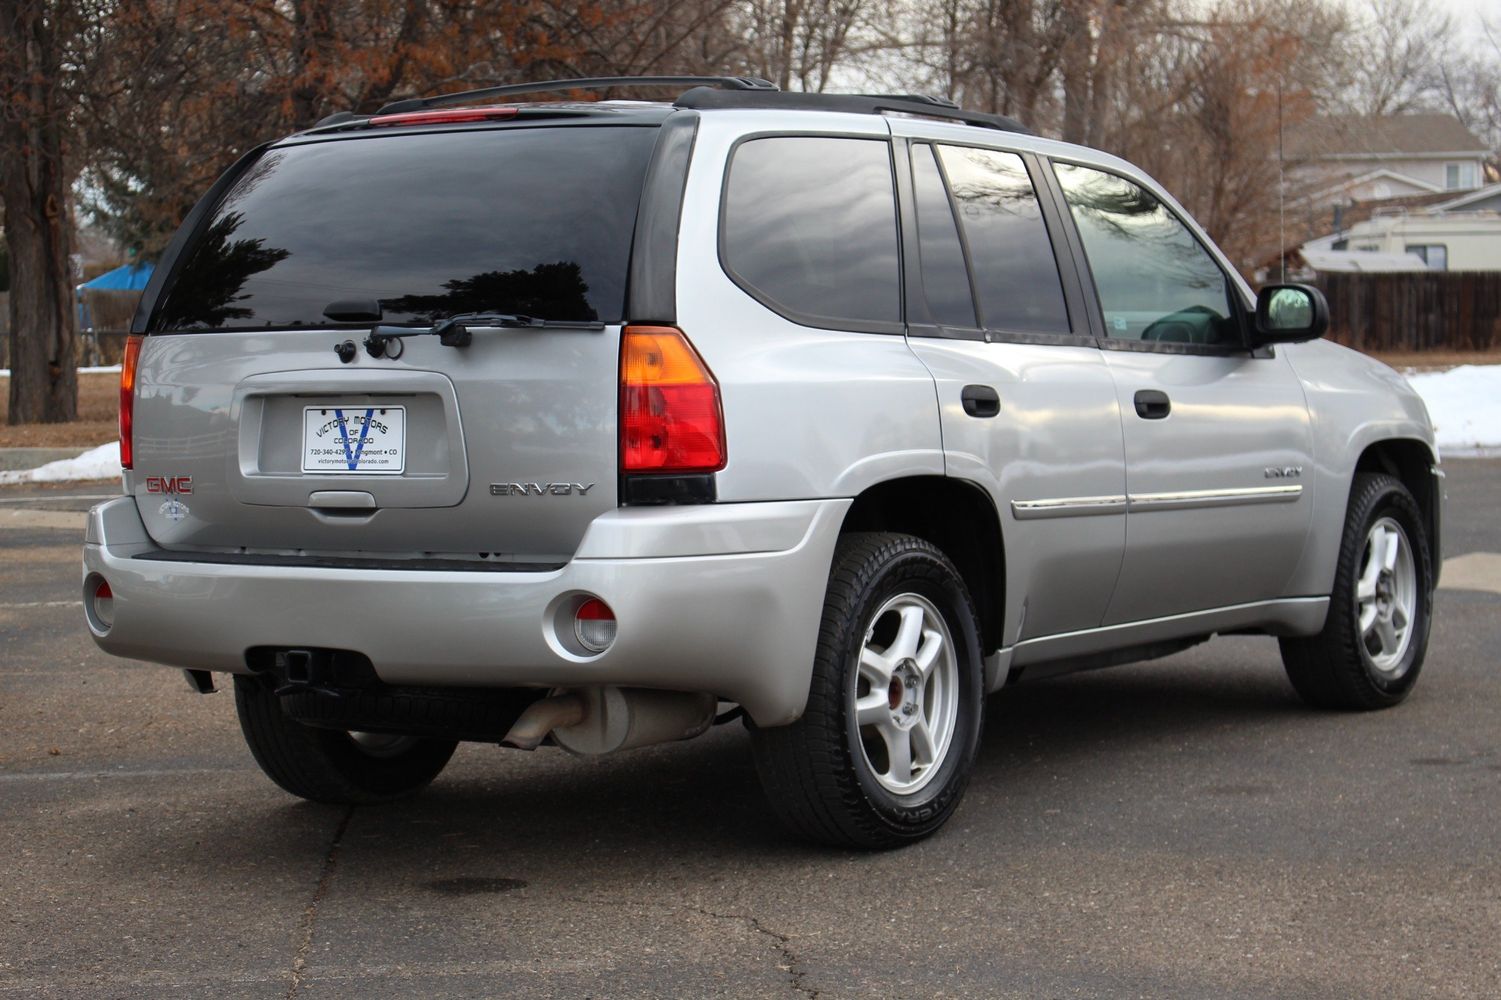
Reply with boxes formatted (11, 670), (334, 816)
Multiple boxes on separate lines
(146, 476), (193, 495)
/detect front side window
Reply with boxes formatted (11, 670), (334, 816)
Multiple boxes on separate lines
(935, 145), (1070, 335)
(722, 136), (900, 329)
(1054, 162), (1237, 346)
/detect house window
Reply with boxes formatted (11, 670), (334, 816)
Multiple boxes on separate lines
(1445, 162), (1477, 190)
(1406, 244), (1448, 270)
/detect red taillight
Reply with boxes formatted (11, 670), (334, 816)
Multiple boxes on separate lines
(368, 106), (520, 127)
(120, 334), (143, 470)
(620, 326), (726, 474)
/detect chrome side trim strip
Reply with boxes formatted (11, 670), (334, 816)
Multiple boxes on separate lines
(1010, 495), (1128, 520)
(1127, 485), (1302, 512)
(1011, 485), (1302, 520)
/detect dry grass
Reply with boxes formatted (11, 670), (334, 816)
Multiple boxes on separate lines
(1364, 349), (1501, 372)
(2, 347), (1499, 450)
(0, 373), (117, 448)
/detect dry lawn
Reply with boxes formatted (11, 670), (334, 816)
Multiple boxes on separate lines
(1362, 349), (1501, 372)
(2, 348), (1499, 451)
(0, 373), (117, 448)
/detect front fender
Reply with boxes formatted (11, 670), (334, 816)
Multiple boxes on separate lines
(1281, 340), (1438, 598)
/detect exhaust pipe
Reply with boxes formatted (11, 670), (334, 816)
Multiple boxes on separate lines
(500, 693), (586, 750)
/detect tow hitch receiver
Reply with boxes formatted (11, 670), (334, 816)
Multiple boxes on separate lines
(268, 648), (343, 698)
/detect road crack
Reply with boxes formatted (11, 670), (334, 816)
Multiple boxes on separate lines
(694, 907), (818, 999)
(286, 806), (354, 1000)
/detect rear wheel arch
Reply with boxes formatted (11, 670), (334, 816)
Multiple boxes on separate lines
(838, 476), (1005, 656)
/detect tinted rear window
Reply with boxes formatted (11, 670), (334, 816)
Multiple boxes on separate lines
(935, 145), (1070, 335)
(153, 126), (657, 331)
(911, 144), (977, 328)
(721, 136), (900, 330)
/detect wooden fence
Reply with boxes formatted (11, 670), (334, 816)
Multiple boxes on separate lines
(1316, 272), (1501, 353)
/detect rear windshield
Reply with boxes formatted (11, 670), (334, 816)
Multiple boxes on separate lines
(152, 125), (657, 331)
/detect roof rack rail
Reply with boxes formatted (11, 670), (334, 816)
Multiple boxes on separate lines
(673, 87), (1031, 135)
(864, 93), (961, 110)
(376, 76), (778, 116)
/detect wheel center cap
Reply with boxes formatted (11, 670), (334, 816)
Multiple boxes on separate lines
(890, 662), (922, 728)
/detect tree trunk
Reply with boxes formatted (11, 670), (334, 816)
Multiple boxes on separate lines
(290, 0), (335, 129)
(1060, 3), (1092, 146)
(1, 0), (78, 425)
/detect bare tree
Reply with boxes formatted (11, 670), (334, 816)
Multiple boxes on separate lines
(736, 0), (872, 91)
(1343, 0), (1454, 117)
(1433, 12), (1501, 159)
(0, 0), (86, 423)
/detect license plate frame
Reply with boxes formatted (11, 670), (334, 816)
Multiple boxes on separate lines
(301, 405), (406, 475)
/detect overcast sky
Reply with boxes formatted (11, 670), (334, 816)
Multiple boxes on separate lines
(1430, 0), (1497, 34)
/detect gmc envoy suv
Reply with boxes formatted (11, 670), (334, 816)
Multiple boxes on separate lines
(83, 76), (1443, 848)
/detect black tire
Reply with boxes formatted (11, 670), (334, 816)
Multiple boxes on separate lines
(749, 532), (985, 849)
(1280, 473), (1433, 710)
(234, 675), (458, 804)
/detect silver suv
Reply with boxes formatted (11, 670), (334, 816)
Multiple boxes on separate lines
(83, 76), (1443, 848)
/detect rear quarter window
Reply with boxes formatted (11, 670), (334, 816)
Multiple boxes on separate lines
(720, 135), (901, 332)
(152, 125), (658, 331)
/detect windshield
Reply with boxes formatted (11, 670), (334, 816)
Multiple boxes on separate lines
(152, 125), (657, 331)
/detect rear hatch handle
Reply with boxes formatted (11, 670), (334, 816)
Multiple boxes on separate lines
(309, 490), (377, 510)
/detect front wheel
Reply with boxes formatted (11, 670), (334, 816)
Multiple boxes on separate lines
(234, 675), (458, 804)
(1280, 473), (1433, 710)
(750, 532), (985, 849)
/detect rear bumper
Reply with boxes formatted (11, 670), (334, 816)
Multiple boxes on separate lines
(83, 496), (850, 725)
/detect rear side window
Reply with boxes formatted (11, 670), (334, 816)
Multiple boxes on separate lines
(153, 126), (658, 331)
(1053, 162), (1235, 345)
(721, 136), (900, 330)
(935, 145), (1070, 335)
(910, 144), (978, 328)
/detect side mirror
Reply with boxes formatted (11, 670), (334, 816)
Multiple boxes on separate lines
(1252, 283), (1328, 346)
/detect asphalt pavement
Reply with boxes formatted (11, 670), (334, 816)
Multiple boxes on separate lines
(2, 463), (1498, 999)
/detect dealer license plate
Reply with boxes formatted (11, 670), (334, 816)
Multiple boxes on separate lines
(302, 406), (406, 474)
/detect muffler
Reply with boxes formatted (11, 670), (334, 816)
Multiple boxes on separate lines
(500, 687), (717, 755)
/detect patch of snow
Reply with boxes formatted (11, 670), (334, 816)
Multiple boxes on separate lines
(0, 442), (121, 485)
(1405, 365), (1501, 457)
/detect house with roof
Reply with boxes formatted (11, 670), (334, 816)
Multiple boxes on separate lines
(1432, 183), (1501, 214)
(1284, 113), (1492, 211)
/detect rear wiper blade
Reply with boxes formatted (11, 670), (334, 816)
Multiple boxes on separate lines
(366, 313), (605, 355)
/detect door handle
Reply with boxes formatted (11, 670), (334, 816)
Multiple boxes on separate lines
(961, 384), (1001, 418)
(1134, 389), (1171, 420)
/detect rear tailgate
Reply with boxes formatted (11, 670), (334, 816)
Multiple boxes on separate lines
(130, 122), (659, 563)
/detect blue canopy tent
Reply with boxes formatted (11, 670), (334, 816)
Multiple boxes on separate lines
(76, 262), (153, 331)
(79, 262), (154, 293)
